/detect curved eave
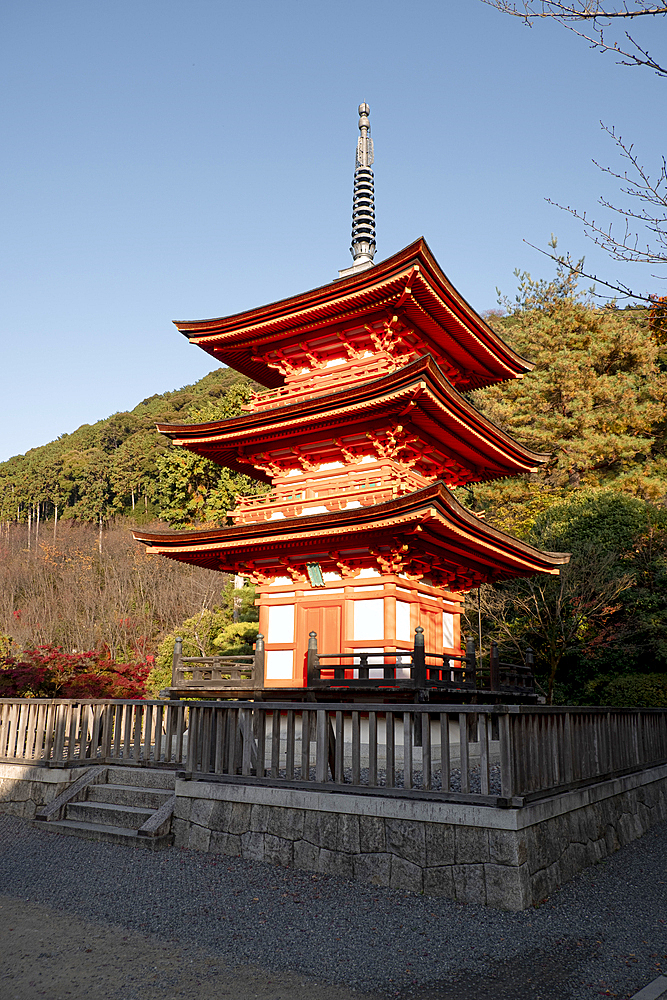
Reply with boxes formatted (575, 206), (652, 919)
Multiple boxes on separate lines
(133, 482), (569, 582)
(156, 356), (548, 483)
(174, 239), (533, 390)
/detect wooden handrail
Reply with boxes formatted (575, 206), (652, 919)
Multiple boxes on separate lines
(1, 698), (666, 806)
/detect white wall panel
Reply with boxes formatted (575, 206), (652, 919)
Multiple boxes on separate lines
(354, 599), (384, 640)
(265, 650), (294, 680)
(268, 604), (295, 643)
(443, 612), (455, 648)
(396, 601), (411, 642)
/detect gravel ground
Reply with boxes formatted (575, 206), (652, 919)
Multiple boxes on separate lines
(0, 813), (665, 999)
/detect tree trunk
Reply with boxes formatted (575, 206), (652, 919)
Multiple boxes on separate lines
(53, 504), (58, 543)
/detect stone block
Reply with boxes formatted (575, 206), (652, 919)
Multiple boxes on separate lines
(1, 780), (30, 802)
(488, 828), (525, 867)
(171, 818), (188, 848)
(227, 801), (252, 834)
(525, 823), (560, 875)
(359, 815), (385, 853)
(390, 856), (423, 893)
(241, 830), (265, 861)
(530, 860), (560, 904)
(425, 823), (455, 866)
(455, 826), (489, 865)
(319, 848), (354, 879)
(484, 863), (531, 911)
(264, 834), (294, 867)
(303, 810), (338, 849)
(604, 824), (620, 855)
(293, 840), (320, 872)
(385, 818), (426, 866)
(336, 814), (360, 853)
(250, 804), (271, 833)
(423, 866), (455, 899)
(173, 797), (191, 821)
(187, 824), (211, 852)
(189, 799), (215, 829)
(453, 864), (486, 905)
(353, 853), (392, 887)
(209, 831), (242, 856)
(266, 807), (304, 841)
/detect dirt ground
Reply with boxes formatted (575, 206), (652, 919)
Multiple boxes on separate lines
(0, 893), (380, 1000)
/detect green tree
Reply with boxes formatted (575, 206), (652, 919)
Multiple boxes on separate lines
(156, 381), (268, 527)
(470, 264), (667, 535)
(146, 578), (259, 696)
(473, 490), (667, 703)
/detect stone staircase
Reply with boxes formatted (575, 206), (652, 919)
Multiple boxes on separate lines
(35, 766), (175, 849)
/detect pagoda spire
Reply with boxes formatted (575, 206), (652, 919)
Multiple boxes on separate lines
(339, 103), (376, 278)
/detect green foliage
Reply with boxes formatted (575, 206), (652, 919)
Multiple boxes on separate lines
(0, 368), (264, 527)
(473, 490), (667, 703)
(156, 382), (269, 527)
(146, 579), (259, 697)
(587, 673), (667, 708)
(472, 263), (667, 536)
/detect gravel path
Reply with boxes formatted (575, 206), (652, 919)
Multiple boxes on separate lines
(0, 813), (665, 999)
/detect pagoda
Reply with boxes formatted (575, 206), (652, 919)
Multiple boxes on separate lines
(134, 104), (568, 695)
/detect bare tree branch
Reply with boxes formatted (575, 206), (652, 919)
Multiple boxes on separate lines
(480, 2), (667, 75)
(522, 240), (655, 300)
(480, 2), (667, 21)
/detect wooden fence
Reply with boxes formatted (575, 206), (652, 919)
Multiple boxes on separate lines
(1, 698), (666, 806)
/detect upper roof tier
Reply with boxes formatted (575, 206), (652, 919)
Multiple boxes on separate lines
(174, 239), (533, 392)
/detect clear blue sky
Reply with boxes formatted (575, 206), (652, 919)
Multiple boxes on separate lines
(1, 1), (664, 462)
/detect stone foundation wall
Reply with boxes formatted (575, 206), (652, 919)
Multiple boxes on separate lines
(173, 763), (667, 910)
(3, 760), (666, 909)
(0, 763), (74, 819)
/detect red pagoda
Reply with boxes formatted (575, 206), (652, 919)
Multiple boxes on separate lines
(134, 104), (568, 697)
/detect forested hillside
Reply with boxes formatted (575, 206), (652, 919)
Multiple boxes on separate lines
(0, 366), (266, 530)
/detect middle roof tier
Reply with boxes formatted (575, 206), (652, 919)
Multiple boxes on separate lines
(157, 354), (547, 488)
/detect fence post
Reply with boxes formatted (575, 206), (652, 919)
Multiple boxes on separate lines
(465, 637), (477, 686)
(498, 710), (515, 800)
(525, 647), (535, 691)
(254, 633), (265, 684)
(172, 637), (183, 688)
(490, 640), (500, 691)
(413, 626), (426, 688)
(307, 631), (319, 687)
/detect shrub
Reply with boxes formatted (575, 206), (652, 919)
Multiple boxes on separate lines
(0, 645), (150, 699)
(591, 672), (667, 708)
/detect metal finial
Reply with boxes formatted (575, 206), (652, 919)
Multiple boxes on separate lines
(350, 102), (376, 268)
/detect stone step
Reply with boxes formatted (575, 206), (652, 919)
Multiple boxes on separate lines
(66, 800), (154, 830)
(85, 783), (173, 809)
(36, 818), (173, 850)
(105, 766), (176, 790)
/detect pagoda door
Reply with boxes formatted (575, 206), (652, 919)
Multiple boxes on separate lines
(417, 606), (441, 654)
(296, 604), (342, 686)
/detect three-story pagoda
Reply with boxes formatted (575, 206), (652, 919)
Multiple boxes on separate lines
(134, 105), (568, 695)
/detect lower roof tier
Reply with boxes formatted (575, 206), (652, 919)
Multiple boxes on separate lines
(156, 355), (547, 486)
(133, 482), (569, 591)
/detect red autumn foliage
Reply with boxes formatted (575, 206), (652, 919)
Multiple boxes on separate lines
(0, 645), (150, 699)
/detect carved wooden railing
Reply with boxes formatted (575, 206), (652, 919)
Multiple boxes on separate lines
(170, 635), (265, 693)
(2, 698), (666, 806)
(307, 628), (535, 696)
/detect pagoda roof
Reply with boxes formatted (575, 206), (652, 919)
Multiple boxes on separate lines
(156, 355), (548, 485)
(133, 482), (568, 589)
(173, 239), (533, 391)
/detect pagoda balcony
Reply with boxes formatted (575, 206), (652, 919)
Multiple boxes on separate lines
(230, 465), (430, 523)
(245, 352), (406, 412)
(168, 627), (537, 704)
